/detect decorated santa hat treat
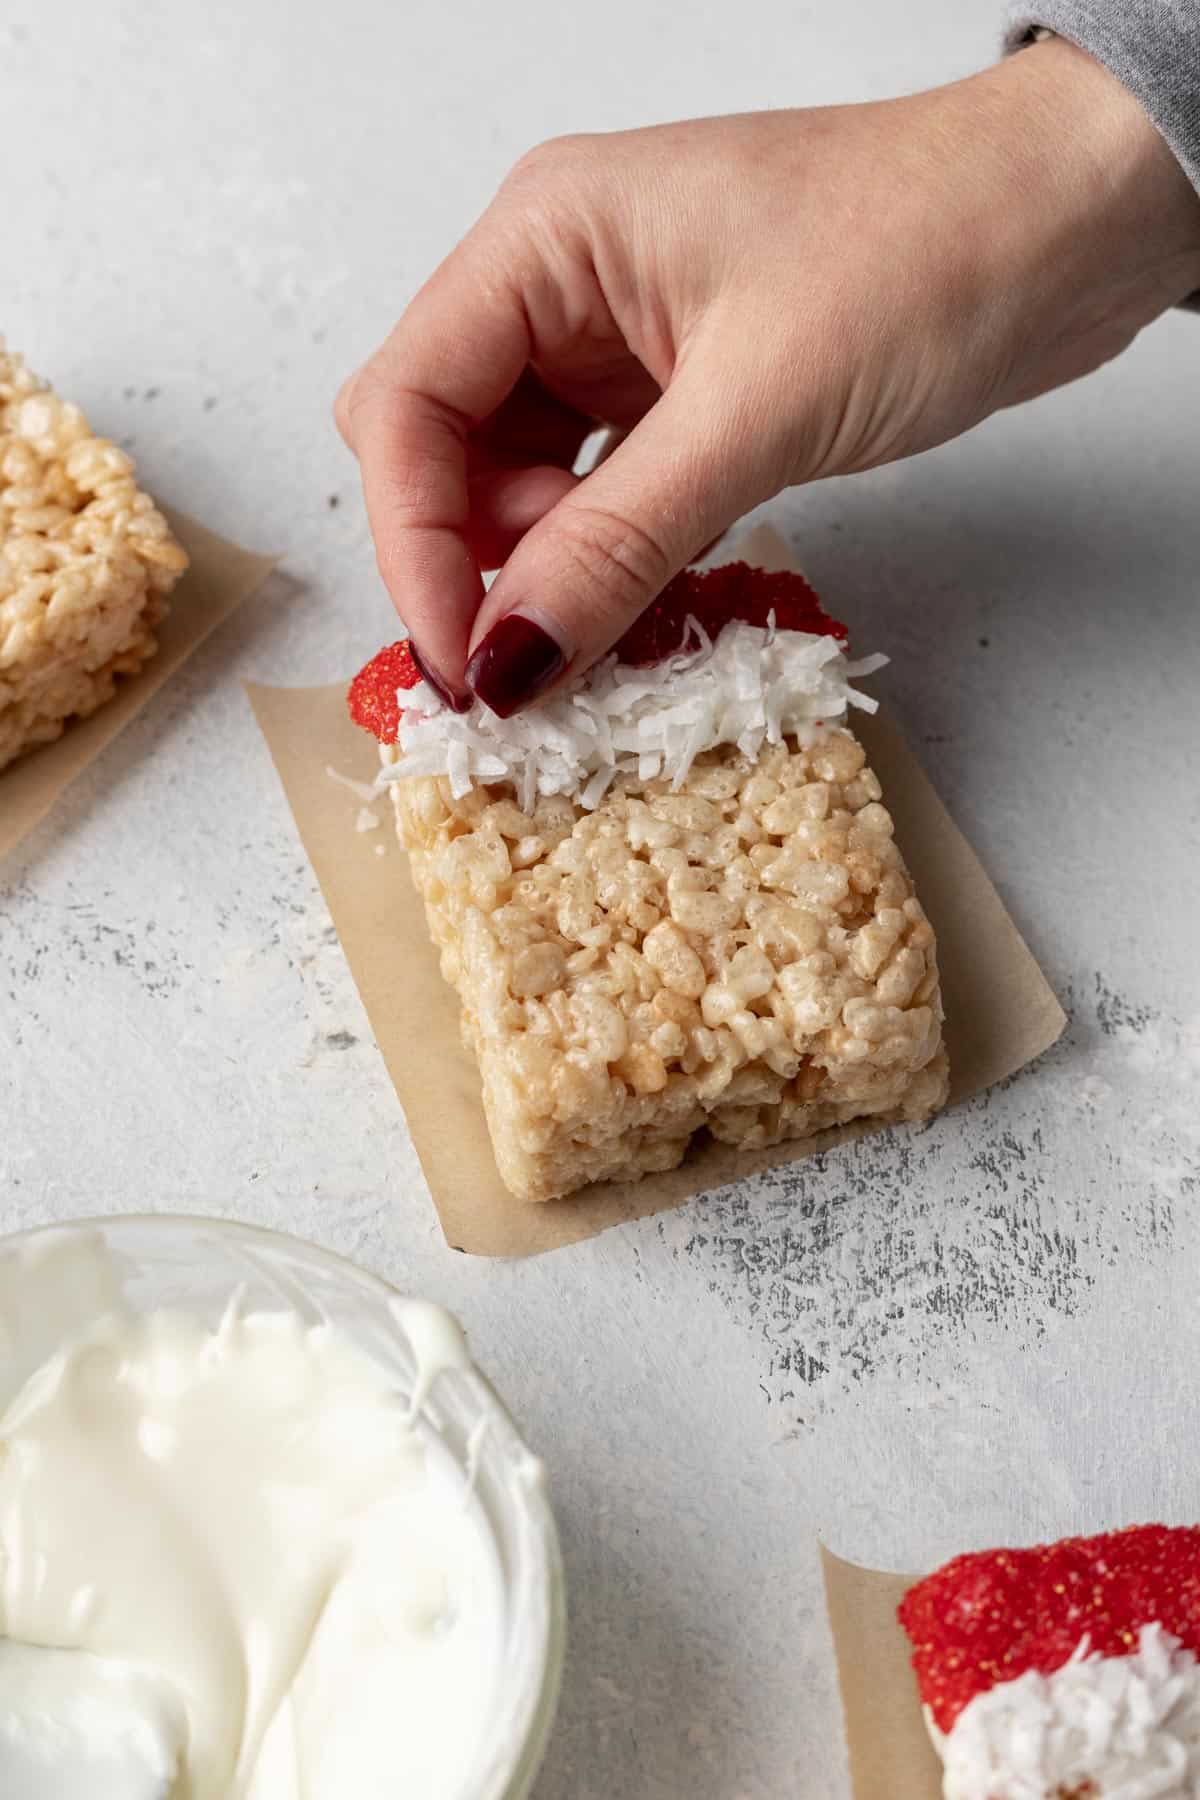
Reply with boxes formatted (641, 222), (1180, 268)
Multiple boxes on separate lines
(899, 1524), (1200, 1799)
(348, 563), (884, 813)
(348, 556), (948, 1204)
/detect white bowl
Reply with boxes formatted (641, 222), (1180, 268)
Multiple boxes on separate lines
(0, 1214), (566, 1800)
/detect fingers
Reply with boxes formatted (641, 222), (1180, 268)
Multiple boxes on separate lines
(334, 370), (357, 447)
(464, 375), (764, 717)
(468, 370), (595, 476)
(464, 465), (580, 571)
(343, 376), (481, 707)
(338, 234), (533, 700)
(576, 423), (725, 553)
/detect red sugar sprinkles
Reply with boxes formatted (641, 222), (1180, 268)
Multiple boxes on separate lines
(612, 562), (847, 666)
(898, 1523), (1200, 1734)
(347, 638), (422, 745)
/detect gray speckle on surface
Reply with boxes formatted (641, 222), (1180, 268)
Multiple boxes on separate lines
(671, 981), (1199, 1434)
(2, 0), (1199, 1794)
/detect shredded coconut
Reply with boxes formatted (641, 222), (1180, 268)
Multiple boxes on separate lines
(932, 1625), (1200, 1799)
(324, 764), (380, 802)
(377, 621), (887, 809)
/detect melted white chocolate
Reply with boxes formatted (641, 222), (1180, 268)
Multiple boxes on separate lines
(0, 1239), (505, 1799)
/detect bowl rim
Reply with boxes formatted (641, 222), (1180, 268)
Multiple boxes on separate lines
(0, 1211), (567, 1800)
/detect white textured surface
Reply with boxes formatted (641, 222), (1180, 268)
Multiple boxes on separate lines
(1, 2), (1199, 1795)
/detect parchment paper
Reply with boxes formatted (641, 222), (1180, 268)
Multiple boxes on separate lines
(0, 509), (276, 860)
(248, 525), (1067, 1257)
(822, 1547), (942, 1800)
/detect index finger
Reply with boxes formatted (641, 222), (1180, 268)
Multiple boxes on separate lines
(341, 230), (533, 698)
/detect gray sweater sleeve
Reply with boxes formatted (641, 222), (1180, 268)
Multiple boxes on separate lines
(1004, 3), (1200, 194)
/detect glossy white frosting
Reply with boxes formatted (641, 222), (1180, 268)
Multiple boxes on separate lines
(0, 1240), (505, 1799)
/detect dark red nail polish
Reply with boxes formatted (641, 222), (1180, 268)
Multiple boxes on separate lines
(408, 640), (472, 713)
(466, 614), (566, 718)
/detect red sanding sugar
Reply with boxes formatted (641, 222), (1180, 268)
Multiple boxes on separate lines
(898, 1524), (1200, 1734)
(347, 639), (422, 744)
(614, 562), (847, 666)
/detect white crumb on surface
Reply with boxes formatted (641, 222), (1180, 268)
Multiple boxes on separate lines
(324, 764), (379, 802)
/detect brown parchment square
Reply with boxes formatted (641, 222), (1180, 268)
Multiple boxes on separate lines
(248, 526), (1066, 1257)
(821, 1547), (941, 1800)
(1, 509), (276, 861)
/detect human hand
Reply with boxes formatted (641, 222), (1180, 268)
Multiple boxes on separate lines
(337, 38), (1200, 716)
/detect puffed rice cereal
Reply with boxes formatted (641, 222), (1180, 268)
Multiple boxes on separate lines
(385, 725), (948, 1201)
(0, 344), (189, 772)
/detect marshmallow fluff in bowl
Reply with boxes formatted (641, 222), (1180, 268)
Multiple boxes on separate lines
(0, 1218), (564, 1800)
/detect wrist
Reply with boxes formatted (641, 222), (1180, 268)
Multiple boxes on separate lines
(999, 35), (1200, 305)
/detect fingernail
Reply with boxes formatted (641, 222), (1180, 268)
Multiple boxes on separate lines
(465, 612), (567, 718)
(408, 640), (472, 714)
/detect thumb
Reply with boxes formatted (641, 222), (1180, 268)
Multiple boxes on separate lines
(464, 378), (764, 717)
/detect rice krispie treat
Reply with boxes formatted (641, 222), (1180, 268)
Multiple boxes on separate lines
(350, 562), (948, 1202)
(0, 346), (189, 772)
(899, 1523), (1200, 1798)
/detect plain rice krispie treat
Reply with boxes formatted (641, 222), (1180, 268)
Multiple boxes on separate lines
(352, 564), (949, 1202)
(0, 345), (189, 773)
(390, 734), (947, 1200)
